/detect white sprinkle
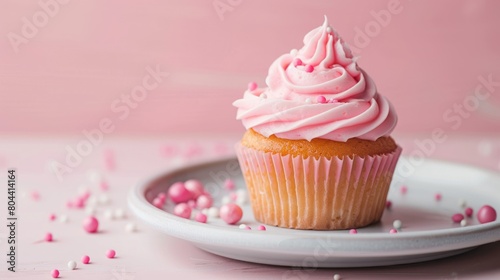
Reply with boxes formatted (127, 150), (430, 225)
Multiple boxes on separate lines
(98, 194), (110, 205)
(333, 274), (341, 280)
(86, 169), (102, 183)
(460, 219), (467, 227)
(86, 195), (98, 206)
(201, 209), (209, 215)
(59, 215), (68, 223)
(125, 222), (138, 233)
(77, 185), (90, 196)
(104, 209), (114, 220)
(326, 27), (333, 33)
(239, 224), (247, 229)
(259, 93), (267, 99)
(290, 49), (298, 56)
(393, 220), (402, 230)
(85, 206), (96, 215)
(221, 196), (231, 205)
(190, 209), (198, 220)
(114, 208), (126, 219)
(67, 260), (77, 270)
(458, 199), (467, 208)
(305, 98), (312, 104)
(207, 207), (219, 218)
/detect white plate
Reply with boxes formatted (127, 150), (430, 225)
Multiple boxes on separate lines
(128, 156), (500, 267)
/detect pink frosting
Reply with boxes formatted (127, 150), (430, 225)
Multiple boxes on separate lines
(233, 17), (397, 142)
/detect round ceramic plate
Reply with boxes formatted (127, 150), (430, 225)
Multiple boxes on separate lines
(128, 156), (500, 267)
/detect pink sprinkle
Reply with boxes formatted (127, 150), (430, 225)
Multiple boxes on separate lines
(195, 212), (207, 223)
(257, 225), (266, 231)
(82, 216), (99, 233)
(293, 58), (303, 67)
(196, 194), (213, 209)
(81, 255), (90, 264)
(452, 213), (465, 223)
(329, 98), (338, 103)
(173, 203), (192, 219)
(349, 229), (358, 234)
(386, 200), (392, 209)
(219, 203), (243, 225)
(465, 207), (474, 217)
(106, 249), (116, 259)
(73, 196), (85, 208)
(477, 205), (497, 224)
(51, 269), (60, 278)
(66, 200), (74, 208)
(168, 182), (193, 204)
(400, 186), (408, 194)
(248, 82), (258, 91)
(157, 192), (167, 202)
(152, 197), (164, 208)
(305, 64), (314, 73)
(187, 199), (197, 208)
(31, 191), (40, 201)
(224, 179), (235, 190)
(435, 193), (442, 201)
(389, 229), (398, 234)
(229, 192), (238, 201)
(45, 232), (53, 242)
(244, 225), (251, 230)
(49, 214), (57, 221)
(316, 96), (327, 104)
(184, 180), (205, 199)
(99, 181), (109, 191)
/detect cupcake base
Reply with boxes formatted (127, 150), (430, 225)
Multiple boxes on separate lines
(236, 143), (402, 230)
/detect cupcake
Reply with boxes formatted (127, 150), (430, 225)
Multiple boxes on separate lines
(233, 17), (401, 230)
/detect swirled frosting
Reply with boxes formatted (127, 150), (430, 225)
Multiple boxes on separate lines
(233, 16), (397, 142)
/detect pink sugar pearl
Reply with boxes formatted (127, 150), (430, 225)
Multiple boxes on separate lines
(349, 229), (357, 234)
(400, 186), (408, 194)
(389, 229), (398, 234)
(316, 96), (327, 104)
(99, 181), (109, 191)
(81, 255), (90, 264)
(248, 82), (258, 91)
(293, 58), (303, 67)
(196, 194), (213, 210)
(152, 197), (164, 208)
(45, 232), (53, 242)
(157, 192), (167, 202)
(82, 216), (99, 233)
(385, 200), (392, 209)
(465, 207), (474, 218)
(452, 213), (465, 223)
(168, 182), (192, 204)
(477, 205), (497, 224)
(51, 269), (60, 278)
(229, 192), (238, 201)
(187, 199), (197, 208)
(49, 214), (56, 221)
(184, 180), (204, 199)
(305, 64), (314, 73)
(435, 193), (442, 201)
(106, 249), (116, 259)
(257, 225), (266, 231)
(173, 203), (192, 219)
(219, 203), (243, 225)
(73, 196), (85, 208)
(195, 212), (207, 223)
(224, 179), (235, 190)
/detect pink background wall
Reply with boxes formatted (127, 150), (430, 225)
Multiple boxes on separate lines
(1, 0), (499, 136)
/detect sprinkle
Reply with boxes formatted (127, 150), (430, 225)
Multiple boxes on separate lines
(31, 191), (40, 201)
(51, 269), (60, 278)
(98, 194), (110, 205)
(465, 207), (474, 217)
(67, 260), (77, 270)
(333, 274), (341, 280)
(389, 229), (398, 234)
(45, 232), (53, 242)
(458, 199), (467, 208)
(477, 205), (497, 224)
(168, 182), (193, 204)
(290, 49), (298, 56)
(293, 58), (303, 67)
(152, 197), (164, 209)
(258, 225), (267, 231)
(326, 27), (333, 34)
(173, 203), (192, 219)
(99, 181), (109, 191)
(195, 212), (207, 223)
(400, 186), (408, 194)
(196, 194), (213, 210)
(229, 192), (238, 201)
(104, 209), (114, 219)
(81, 255), (90, 264)
(157, 192), (167, 202)
(248, 82), (258, 91)
(207, 207), (219, 218)
(106, 249), (116, 259)
(114, 208), (126, 219)
(259, 93), (267, 99)
(393, 220), (402, 230)
(224, 179), (235, 190)
(238, 224), (247, 229)
(305, 98), (312, 104)
(185, 179), (205, 199)
(82, 216), (99, 233)
(85, 206), (96, 215)
(385, 200), (392, 209)
(125, 222), (138, 233)
(460, 219), (467, 227)
(349, 229), (357, 234)
(219, 203), (243, 225)
(59, 215), (68, 223)
(435, 193), (442, 201)
(316, 96), (327, 104)
(452, 213), (465, 223)
(221, 195), (231, 205)
(305, 64), (314, 73)
(49, 214), (56, 221)
(329, 98), (338, 103)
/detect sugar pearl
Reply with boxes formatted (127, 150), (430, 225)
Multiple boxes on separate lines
(477, 205), (497, 224)
(305, 98), (312, 104)
(51, 269), (60, 278)
(82, 216), (99, 233)
(67, 260), (77, 270)
(465, 207), (474, 217)
(219, 203), (243, 225)
(45, 232), (53, 242)
(169, 182), (193, 204)
(389, 229), (398, 234)
(224, 179), (235, 190)
(258, 225), (267, 231)
(316, 96), (327, 104)
(305, 64), (314, 73)
(106, 249), (116, 259)
(435, 193), (442, 201)
(452, 213), (465, 223)
(349, 229), (357, 234)
(185, 179), (205, 199)
(238, 224), (247, 229)
(393, 220), (402, 230)
(196, 194), (213, 210)
(248, 82), (258, 91)
(460, 219), (467, 227)
(114, 208), (126, 219)
(207, 207), (219, 218)
(81, 255), (90, 264)
(173, 203), (192, 219)
(104, 209), (114, 220)
(195, 212), (207, 223)
(125, 222), (138, 232)
(59, 215), (68, 223)
(333, 274), (341, 280)
(458, 199), (467, 208)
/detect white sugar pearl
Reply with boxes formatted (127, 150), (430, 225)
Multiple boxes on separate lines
(221, 196), (231, 205)
(393, 220), (402, 230)
(190, 209), (199, 220)
(125, 222), (138, 232)
(259, 93), (267, 99)
(333, 274), (341, 280)
(326, 27), (333, 33)
(201, 209), (209, 215)
(86, 195), (98, 206)
(460, 219), (467, 227)
(114, 208), (125, 219)
(59, 215), (68, 223)
(239, 224), (247, 229)
(290, 49), (298, 56)
(207, 207), (219, 218)
(86, 169), (102, 183)
(78, 185), (90, 195)
(98, 194), (110, 205)
(85, 206), (96, 215)
(104, 209), (114, 220)
(305, 98), (312, 104)
(458, 199), (467, 208)
(67, 260), (77, 270)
